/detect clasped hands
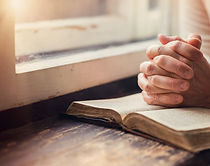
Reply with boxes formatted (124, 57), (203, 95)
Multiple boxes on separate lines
(138, 34), (210, 108)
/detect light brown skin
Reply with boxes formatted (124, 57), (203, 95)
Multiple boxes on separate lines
(138, 34), (210, 108)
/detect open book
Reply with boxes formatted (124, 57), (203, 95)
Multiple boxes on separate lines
(66, 93), (210, 152)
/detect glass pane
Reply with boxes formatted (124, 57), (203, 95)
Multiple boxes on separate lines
(14, 0), (166, 62)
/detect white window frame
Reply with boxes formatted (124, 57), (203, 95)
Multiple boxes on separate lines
(0, 0), (172, 111)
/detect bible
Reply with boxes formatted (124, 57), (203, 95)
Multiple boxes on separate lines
(66, 93), (210, 152)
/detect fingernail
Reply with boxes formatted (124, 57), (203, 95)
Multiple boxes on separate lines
(175, 95), (183, 104)
(180, 81), (189, 91)
(183, 70), (193, 79)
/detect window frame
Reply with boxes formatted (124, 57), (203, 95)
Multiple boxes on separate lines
(0, 0), (173, 111)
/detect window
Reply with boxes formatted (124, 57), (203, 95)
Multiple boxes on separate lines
(0, 0), (174, 111)
(15, 0), (163, 58)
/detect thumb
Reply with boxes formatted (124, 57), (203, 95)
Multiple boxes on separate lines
(158, 34), (185, 45)
(186, 33), (202, 49)
(158, 34), (202, 49)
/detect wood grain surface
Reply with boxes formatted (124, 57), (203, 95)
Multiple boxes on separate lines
(0, 115), (210, 166)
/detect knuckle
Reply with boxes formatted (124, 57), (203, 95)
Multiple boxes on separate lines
(148, 75), (156, 85)
(172, 41), (181, 50)
(144, 84), (151, 93)
(167, 49), (175, 57)
(171, 79), (190, 91)
(157, 45), (163, 55)
(140, 61), (149, 73)
(168, 79), (176, 90)
(146, 45), (162, 59)
(152, 94), (158, 102)
(146, 63), (154, 74)
(146, 45), (155, 58)
(176, 63), (193, 78)
(149, 94), (159, 105)
(146, 46), (152, 55)
(176, 63), (185, 73)
(155, 55), (166, 66)
(159, 55), (166, 63)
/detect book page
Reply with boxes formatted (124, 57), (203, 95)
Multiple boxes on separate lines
(75, 93), (163, 117)
(137, 107), (210, 131)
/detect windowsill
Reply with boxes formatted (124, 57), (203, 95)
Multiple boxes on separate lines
(1, 39), (158, 111)
(16, 40), (157, 74)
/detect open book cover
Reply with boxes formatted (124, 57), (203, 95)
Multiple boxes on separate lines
(66, 93), (210, 152)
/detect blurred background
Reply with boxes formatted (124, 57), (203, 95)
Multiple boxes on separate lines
(13, 0), (175, 61)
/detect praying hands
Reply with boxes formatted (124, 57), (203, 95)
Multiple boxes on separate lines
(138, 34), (210, 108)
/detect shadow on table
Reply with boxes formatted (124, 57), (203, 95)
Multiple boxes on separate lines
(178, 149), (210, 166)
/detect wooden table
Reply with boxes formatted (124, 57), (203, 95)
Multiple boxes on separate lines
(0, 115), (210, 166)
